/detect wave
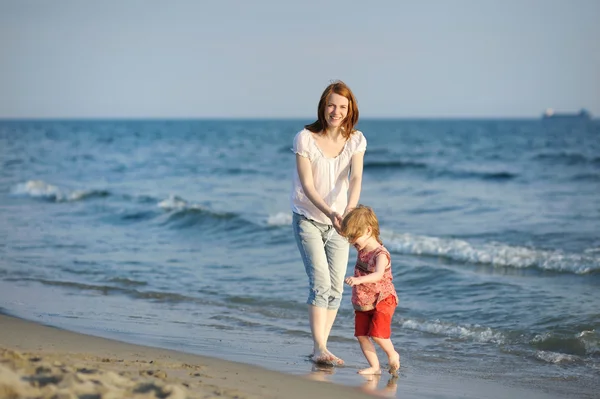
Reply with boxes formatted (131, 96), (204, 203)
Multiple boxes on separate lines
(11, 180), (109, 202)
(527, 330), (599, 364)
(401, 317), (598, 360)
(157, 195), (236, 220)
(571, 173), (600, 182)
(3, 158), (24, 168)
(400, 317), (505, 344)
(9, 182), (267, 233)
(534, 152), (600, 166)
(531, 330), (598, 357)
(15, 277), (205, 304)
(267, 212), (292, 226)
(439, 170), (517, 181)
(363, 161), (517, 181)
(156, 194), (260, 234)
(363, 160), (428, 170)
(534, 351), (583, 364)
(382, 230), (600, 274)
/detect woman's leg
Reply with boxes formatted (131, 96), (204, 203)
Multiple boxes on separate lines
(293, 214), (335, 362)
(322, 227), (349, 363)
(324, 228), (350, 311)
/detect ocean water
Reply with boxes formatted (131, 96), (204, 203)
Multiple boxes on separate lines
(0, 119), (599, 398)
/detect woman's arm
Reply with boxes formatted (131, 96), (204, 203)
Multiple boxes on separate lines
(344, 151), (365, 216)
(296, 154), (342, 228)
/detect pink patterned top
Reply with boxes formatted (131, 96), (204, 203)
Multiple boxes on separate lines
(351, 245), (398, 311)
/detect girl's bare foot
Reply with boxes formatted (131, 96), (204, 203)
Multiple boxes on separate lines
(388, 351), (400, 375)
(358, 367), (381, 375)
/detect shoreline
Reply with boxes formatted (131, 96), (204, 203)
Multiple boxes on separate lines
(0, 312), (571, 399)
(0, 313), (379, 399)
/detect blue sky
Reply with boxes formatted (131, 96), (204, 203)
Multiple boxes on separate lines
(1, 0), (599, 118)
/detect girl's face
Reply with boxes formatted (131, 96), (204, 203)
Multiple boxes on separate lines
(324, 93), (349, 129)
(349, 227), (372, 251)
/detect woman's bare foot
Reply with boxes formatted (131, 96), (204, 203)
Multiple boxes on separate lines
(388, 351), (400, 375)
(325, 350), (344, 366)
(311, 350), (344, 366)
(358, 367), (381, 375)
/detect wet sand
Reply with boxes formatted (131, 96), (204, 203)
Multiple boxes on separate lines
(0, 313), (568, 399)
(0, 314), (379, 399)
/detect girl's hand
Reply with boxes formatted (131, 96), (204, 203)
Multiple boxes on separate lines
(345, 276), (359, 286)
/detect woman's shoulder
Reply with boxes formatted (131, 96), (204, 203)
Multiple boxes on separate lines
(347, 129), (367, 151)
(351, 129), (365, 138)
(294, 128), (315, 141)
(292, 129), (316, 156)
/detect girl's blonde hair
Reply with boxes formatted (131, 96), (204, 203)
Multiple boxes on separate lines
(341, 205), (382, 245)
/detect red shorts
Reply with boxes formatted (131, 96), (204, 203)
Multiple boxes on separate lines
(354, 295), (397, 339)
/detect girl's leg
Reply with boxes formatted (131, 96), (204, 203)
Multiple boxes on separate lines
(372, 337), (400, 375)
(356, 336), (381, 374)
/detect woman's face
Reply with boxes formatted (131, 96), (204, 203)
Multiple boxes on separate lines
(324, 93), (349, 129)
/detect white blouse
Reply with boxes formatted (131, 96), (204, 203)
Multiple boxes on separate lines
(290, 129), (367, 225)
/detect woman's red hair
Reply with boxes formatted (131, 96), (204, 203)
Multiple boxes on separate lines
(305, 80), (359, 139)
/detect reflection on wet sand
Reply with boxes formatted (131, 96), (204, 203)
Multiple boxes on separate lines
(305, 363), (335, 382)
(360, 374), (399, 398)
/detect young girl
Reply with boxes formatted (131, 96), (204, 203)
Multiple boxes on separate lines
(341, 205), (400, 375)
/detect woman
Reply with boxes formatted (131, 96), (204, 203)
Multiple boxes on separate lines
(291, 80), (367, 365)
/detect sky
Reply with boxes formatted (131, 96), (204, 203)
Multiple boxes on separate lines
(1, 0), (599, 119)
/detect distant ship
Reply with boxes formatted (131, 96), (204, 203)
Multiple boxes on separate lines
(542, 108), (592, 120)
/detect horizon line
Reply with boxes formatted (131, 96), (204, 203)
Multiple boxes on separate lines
(1, 115), (595, 122)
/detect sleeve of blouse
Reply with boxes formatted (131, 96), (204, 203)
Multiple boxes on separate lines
(292, 130), (310, 158)
(355, 131), (367, 153)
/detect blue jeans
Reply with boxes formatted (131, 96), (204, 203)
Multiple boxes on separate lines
(292, 213), (350, 310)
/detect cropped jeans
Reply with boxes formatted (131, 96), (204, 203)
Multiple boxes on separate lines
(292, 212), (350, 310)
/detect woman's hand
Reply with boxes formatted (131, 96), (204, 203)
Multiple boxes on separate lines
(329, 211), (343, 233)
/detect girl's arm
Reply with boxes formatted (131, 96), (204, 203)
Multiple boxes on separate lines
(344, 151), (365, 216)
(296, 154), (342, 228)
(345, 253), (389, 286)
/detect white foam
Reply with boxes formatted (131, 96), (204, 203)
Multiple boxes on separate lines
(535, 350), (580, 364)
(267, 212), (292, 226)
(157, 194), (189, 210)
(157, 194), (205, 211)
(400, 318), (505, 344)
(576, 330), (599, 355)
(12, 180), (101, 202)
(382, 230), (600, 274)
(13, 180), (64, 199)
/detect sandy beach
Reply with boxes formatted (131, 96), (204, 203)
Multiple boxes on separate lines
(1, 313), (573, 399)
(0, 313), (389, 399)
(0, 313), (388, 399)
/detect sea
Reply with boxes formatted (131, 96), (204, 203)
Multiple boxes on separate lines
(0, 118), (598, 398)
